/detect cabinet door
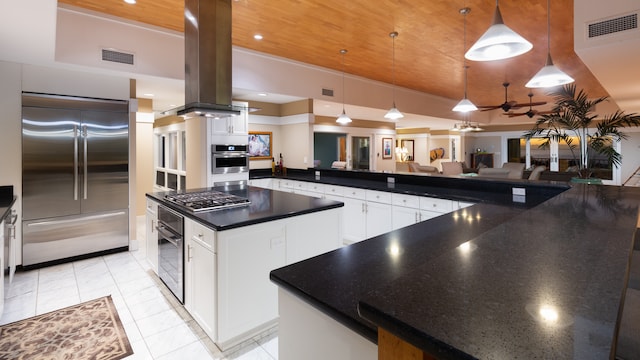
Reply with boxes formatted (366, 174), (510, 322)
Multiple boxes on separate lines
(366, 201), (392, 238)
(392, 206), (419, 230)
(342, 197), (366, 243)
(184, 219), (217, 340)
(187, 235), (217, 340)
(145, 199), (159, 274)
(217, 224), (286, 344)
(229, 113), (248, 135)
(211, 118), (231, 135)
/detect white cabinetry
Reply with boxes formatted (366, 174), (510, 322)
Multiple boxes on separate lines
(341, 187), (367, 243)
(391, 193), (422, 230)
(364, 190), (393, 239)
(145, 199), (159, 274)
(211, 114), (248, 136)
(184, 218), (217, 341)
(420, 197), (454, 221)
(211, 102), (249, 137)
(217, 222), (286, 348)
(248, 178), (273, 189)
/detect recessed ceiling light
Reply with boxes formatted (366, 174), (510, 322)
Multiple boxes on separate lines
(143, 93), (154, 97)
(254, 34), (263, 40)
(258, 93), (267, 97)
(124, 0), (136, 4)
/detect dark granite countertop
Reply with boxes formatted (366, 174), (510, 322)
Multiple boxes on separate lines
(269, 178), (640, 359)
(146, 185), (343, 231)
(0, 196), (17, 223)
(255, 168), (569, 208)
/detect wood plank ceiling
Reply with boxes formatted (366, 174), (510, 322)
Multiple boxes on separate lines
(59, 0), (608, 112)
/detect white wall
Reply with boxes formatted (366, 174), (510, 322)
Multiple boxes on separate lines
(135, 112), (155, 216)
(0, 61), (23, 265)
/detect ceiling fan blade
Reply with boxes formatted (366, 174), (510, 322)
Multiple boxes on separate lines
(477, 105), (502, 111)
(501, 100), (518, 112)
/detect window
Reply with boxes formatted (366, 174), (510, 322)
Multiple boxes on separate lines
(154, 123), (187, 191)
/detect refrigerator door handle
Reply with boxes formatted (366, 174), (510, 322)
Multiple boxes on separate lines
(82, 124), (88, 200)
(74, 125), (78, 201)
(25, 211), (127, 227)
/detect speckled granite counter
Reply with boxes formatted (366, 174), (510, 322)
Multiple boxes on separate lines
(269, 175), (640, 359)
(146, 185), (343, 231)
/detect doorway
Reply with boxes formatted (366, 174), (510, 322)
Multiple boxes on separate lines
(351, 136), (370, 170)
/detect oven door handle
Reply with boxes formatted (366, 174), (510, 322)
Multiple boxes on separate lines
(156, 225), (182, 247)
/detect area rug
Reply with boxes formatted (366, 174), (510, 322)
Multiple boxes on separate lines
(0, 295), (133, 360)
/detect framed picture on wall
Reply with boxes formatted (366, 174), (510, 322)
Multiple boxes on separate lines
(382, 138), (393, 159)
(248, 131), (272, 160)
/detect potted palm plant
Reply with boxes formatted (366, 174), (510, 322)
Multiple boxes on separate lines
(524, 84), (640, 182)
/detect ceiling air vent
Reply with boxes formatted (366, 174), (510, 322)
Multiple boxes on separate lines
(101, 49), (134, 65)
(588, 13), (637, 38)
(322, 88), (334, 97)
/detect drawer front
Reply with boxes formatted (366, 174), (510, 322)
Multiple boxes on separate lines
(146, 199), (158, 213)
(420, 197), (453, 213)
(325, 185), (345, 196)
(366, 190), (392, 203)
(391, 193), (420, 208)
(307, 183), (325, 194)
(190, 221), (216, 251)
(344, 187), (366, 200)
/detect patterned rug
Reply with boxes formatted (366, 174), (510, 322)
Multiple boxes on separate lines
(0, 296), (133, 360)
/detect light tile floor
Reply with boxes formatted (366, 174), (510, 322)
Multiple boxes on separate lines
(1, 217), (278, 360)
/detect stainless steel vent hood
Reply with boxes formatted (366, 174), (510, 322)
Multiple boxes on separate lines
(164, 0), (243, 118)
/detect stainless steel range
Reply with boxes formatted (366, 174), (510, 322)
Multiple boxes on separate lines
(164, 190), (250, 212)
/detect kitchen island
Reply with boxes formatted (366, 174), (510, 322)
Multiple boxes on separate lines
(146, 184), (343, 350)
(268, 170), (640, 359)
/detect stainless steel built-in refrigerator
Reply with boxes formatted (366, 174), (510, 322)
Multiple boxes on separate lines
(21, 93), (129, 266)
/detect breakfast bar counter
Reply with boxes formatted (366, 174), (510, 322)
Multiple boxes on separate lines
(269, 173), (640, 360)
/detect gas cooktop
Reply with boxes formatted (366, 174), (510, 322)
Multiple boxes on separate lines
(164, 190), (250, 212)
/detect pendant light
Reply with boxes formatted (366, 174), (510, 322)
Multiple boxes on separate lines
(465, 0), (532, 61)
(525, 0), (574, 88)
(336, 49), (352, 124)
(453, 7), (478, 112)
(384, 32), (404, 120)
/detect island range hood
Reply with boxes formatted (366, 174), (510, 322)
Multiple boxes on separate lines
(164, 0), (243, 118)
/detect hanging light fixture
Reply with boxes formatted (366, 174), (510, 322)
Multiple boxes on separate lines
(384, 32), (404, 120)
(465, 0), (532, 61)
(453, 7), (478, 112)
(525, 0), (574, 88)
(336, 49), (352, 124)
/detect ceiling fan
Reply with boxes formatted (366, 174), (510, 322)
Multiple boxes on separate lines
(504, 92), (554, 118)
(477, 82), (546, 112)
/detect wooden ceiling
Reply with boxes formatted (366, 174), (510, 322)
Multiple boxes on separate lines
(59, 0), (608, 111)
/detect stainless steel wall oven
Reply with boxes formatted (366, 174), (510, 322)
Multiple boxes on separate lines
(211, 144), (249, 174)
(157, 205), (184, 303)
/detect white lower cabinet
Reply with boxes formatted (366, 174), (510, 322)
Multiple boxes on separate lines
(180, 207), (343, 351)
(217, 223), (286, 348)
(248, 178), (273, 189)
(184, 219), (217, 341)
(145, 199), (159, 274)
(364, 190), (392, 239)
